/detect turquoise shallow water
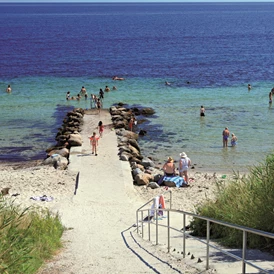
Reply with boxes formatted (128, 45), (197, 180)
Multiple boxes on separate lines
(1, 76), (273, 173)
(2, 3), (274, 172)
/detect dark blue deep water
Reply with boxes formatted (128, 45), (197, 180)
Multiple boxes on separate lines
(1, 3), (274, 172)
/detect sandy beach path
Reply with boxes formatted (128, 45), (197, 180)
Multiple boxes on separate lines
(38, 109), (196, 274)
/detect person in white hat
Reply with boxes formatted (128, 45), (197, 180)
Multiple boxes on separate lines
(179, 152), (191, 184)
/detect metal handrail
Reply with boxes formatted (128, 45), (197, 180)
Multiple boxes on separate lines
(136, 206), (274, 274)
(136, 191), (172, 234)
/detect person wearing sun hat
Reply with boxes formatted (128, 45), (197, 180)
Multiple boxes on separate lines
(179, 152), (191, 184)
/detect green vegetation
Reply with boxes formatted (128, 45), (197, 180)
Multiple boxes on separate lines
(190, 153), (274, 250)
(0, 197), (64, 274)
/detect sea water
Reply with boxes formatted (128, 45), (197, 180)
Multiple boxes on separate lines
(1, 3), (274, 172)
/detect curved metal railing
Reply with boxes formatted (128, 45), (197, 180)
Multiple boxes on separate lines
(136, 204), (274, 274)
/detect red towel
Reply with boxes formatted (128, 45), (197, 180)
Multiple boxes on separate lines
(159, 194), (166, 209)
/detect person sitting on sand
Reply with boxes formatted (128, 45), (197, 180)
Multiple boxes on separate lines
(89, 132), (99, 156)
(157, 156), (176, 186)
(162, 157), (176, 177)
(231, 133), (238, 147)
(6, 85), (11, 93)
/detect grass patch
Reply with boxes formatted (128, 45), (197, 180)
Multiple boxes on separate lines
(0, 197), (64, 273)
(190, 153), (274, 251)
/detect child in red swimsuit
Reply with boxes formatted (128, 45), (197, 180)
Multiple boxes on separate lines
(89, 132), (99, 156)
(98, 121), (104, 137)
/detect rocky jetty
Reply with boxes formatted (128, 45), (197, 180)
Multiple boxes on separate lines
(110, 104), (168, 189)
(43, 104), (185, 188)
(44, 108), (85, 170)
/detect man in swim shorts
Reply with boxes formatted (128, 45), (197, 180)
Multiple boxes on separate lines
(222, 127), (230, 147)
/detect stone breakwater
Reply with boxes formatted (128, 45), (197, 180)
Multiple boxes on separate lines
(110, 104), (182, 188)
(44, 108), (84, 170)
(42, 104), (185, 188)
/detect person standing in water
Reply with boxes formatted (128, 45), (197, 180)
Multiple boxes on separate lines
(80, 86), (86, 95)
(222, 127), (230, 147)
(99, 88), (104, 100)
(97, 98), (102, 113)
(231, 133), (238, 147)
(66, 91), (70, 100)
(200, 105), (205, 117)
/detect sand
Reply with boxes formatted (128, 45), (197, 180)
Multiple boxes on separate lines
(2, 109), (272, 274)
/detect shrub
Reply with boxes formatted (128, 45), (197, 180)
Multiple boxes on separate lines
(0, 197), (64, 273)
(190, 153), (274, 250)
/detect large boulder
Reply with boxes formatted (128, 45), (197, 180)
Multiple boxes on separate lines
(120, 152), (132, 161)
(43, 154), (61, 166)
(127, 138), (140, 151)
(122, 130), (138, 140)
(54, 156), (69, 170)
(113, 120), (127, 129)
(128, 144), (141, 158)
(118, 146), (131, 155)
(141, 157), (155, 168)
(132, 168), (143, 177)
(47, 147), (69, 158)
(68, 132), (82, 146)
(141, 108), (155, 115)
(134, 173), (153, 186)
(129, 157), (142, 165)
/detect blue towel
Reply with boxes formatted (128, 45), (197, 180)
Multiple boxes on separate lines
(162, 176), (187, 187)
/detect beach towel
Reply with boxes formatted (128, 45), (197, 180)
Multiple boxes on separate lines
(159, 194), (166, 209)
(149, 196), (159, 216)
(158, 194), (166, 216)
(30, 195), (54, 202)
(162, 176), (187, 187)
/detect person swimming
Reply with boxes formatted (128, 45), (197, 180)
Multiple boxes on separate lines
(6, 85), (11, 93)
(112, 76), (124, 80)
